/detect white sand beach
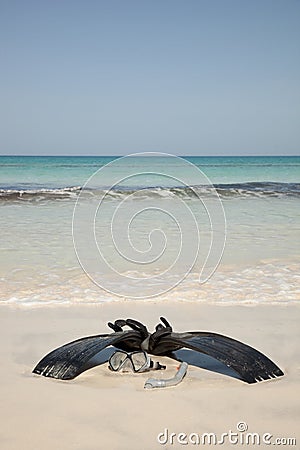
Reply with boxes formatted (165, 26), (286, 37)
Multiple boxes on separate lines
(1, 302), (299, 450)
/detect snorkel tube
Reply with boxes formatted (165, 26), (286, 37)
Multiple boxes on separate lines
(144, 362), (188, 389)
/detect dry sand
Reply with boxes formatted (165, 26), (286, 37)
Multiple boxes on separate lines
(1, 302), (299, 450)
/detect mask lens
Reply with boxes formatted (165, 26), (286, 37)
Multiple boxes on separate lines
(109, 351), (127, 371)
(131, 352), (148, 372)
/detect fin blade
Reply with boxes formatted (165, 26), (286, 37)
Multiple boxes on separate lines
(155, 332), (284, 384)
(33, 331), (140, 380)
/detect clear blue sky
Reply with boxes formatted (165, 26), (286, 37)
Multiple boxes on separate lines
(0, 0), (299, 156)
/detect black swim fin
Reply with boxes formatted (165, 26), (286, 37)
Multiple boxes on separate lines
(148, 327), (284, 384)
(32, 329), (142, 380)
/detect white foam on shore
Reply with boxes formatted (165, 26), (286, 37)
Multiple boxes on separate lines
(1, 261), (299, 307)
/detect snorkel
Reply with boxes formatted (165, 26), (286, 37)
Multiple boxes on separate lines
(144, 362), (188, 389)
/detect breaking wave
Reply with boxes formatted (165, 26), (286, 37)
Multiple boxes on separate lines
(0, 186), (82, 202)
(0, 182), (300, 203)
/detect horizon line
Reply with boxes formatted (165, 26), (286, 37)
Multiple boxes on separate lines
(0, 154), (299, 158)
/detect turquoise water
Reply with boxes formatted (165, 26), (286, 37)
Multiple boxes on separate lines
(0, 155), (299, 305)
(0, 155), (300, 190)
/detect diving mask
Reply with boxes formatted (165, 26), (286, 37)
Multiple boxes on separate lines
(108, 350), (166, 373)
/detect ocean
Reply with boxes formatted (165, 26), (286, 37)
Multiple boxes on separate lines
(0, 154), (299, 306)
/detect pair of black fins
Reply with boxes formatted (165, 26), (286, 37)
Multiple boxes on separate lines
(33, 317), (284, 384)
